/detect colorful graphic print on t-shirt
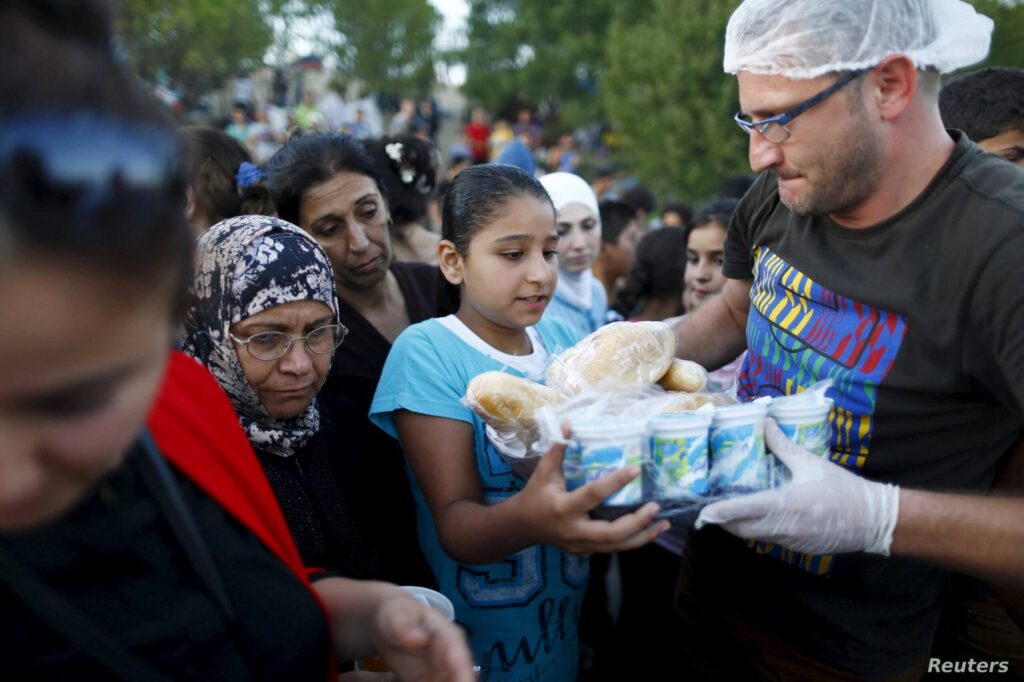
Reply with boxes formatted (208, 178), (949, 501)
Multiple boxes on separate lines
(738, 246), (907, 574)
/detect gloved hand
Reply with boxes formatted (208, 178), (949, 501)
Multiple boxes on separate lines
(695, 417), (900, 555)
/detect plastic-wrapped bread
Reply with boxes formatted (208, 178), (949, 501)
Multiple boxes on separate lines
(659, 391), (737, 413)
(657, 358), (709, 393)
(465, 371), (561, 438)
(545, 321), (677, 398)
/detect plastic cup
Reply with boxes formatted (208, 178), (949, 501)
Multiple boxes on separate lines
(648, 412), (712, 498)
(565, 419), (646, 506)
(709, 401), (770, 494)
(355, 586), (456, 672)
(769, 399), (832, 458)
(400, 585), (455, 621)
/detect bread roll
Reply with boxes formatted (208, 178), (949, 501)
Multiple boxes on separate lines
(465, 371), (561, 434)
(657, 358), (709, 393)
(545, 321), (677, 398)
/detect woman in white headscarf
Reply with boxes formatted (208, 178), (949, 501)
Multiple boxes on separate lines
(538, 172), (608, 338)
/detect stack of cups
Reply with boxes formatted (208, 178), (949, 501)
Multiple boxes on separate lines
(709, 401), (770, 494)
(647, 411), (713, 498)
(565, 420), (647, 506)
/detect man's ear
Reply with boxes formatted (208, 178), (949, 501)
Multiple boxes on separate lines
(437, 239), (464, 286)
(869, 55), (916, 122)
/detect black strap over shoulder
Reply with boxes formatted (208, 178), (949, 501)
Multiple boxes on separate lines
(136, 429), (236, 622)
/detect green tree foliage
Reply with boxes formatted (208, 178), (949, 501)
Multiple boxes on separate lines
(966, 0), (1024, 69)
(112, 0), (276, 102)
(459, 0), (649, 128)
(324, 0), (441, 97)
(603, 0), (747, 202)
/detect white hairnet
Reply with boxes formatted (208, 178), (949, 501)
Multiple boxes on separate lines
(723, 0), (993, 80)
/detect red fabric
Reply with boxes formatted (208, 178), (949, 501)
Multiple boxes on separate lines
(464, 122), (491, 162)
(146, 350), (336, 678)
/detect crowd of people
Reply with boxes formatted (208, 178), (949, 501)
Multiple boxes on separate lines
(1, 0), (1023, 680)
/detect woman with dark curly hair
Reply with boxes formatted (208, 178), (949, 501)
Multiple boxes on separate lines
(364, 135), (441, 264)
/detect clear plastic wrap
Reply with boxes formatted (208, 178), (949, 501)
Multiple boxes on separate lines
(465, 366), (836, 528)
(528, 385), (785, 522)
(767, 380), (834, 459)
(708, 398), (772, 494)
(465, 371), (560, 443)
(544, 321), (677, 399)
(460, 322), (808, 522)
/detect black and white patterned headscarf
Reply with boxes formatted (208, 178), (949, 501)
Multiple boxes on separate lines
(183, 215), (338, 457)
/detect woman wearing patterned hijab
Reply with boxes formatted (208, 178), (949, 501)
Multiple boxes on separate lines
(184, 215), (432, 584)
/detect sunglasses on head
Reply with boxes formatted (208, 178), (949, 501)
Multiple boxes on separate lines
(0, 111), (185, 238)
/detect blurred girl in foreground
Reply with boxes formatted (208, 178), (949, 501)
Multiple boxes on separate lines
(0, 2), (471, 679)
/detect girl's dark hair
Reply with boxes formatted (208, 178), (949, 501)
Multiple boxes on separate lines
(363, 135), (438, 226)
(266, 132), (386, 226)
(441, 163), (553, 307)
(688, 198), (739, 237)
(0, 0), (191, 313)
(181, 126), (275, 224)
(612, 227), (687, 317)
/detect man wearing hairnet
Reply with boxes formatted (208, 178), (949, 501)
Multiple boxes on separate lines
(673, 0), (1024, 678)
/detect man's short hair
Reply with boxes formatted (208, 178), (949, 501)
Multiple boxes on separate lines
(599, 199), (638, 245)
(621, 185), (655, 215)
(939, 67), (1024, 142)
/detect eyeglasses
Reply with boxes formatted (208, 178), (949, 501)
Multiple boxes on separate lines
(229, 324), (348, 361)
(733, 69), (869, 144)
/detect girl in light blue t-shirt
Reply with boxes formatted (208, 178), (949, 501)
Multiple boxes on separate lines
(370, 164), (667, 681)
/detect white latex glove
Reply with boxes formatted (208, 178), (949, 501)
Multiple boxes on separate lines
(695, 418), (900, 555)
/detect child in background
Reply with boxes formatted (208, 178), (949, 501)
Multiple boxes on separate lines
(667, 198), (741, 391)
(611, 227), (687, 322)
(682, 199), (735, 315)
(592, 199), (642, 308)
(370, 164), (667, 680)
(540, 172), (608, 338)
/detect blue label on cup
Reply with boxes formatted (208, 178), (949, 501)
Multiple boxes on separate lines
(648, 431), (710, 498)
(709, 422), (768, 493)
(564, 441), (644, 506)
(777, 420), (829, 458)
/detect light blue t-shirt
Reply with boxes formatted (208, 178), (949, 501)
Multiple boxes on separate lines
(370, 315), (586, 681)
(543, 275), (608, 340)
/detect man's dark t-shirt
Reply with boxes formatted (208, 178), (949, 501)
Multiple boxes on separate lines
(695, 132), (1024, 676)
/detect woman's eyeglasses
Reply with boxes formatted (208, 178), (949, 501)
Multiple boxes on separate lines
(229, 324), (348, 361)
